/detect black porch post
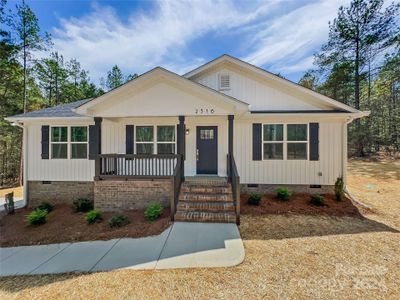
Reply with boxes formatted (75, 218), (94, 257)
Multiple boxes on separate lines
(178, 116), (185, 179)
(228, 115), (234, 156)
(94, 117), (102, 179)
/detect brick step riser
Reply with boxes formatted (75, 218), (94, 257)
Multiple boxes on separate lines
(177, 204), (235, 212)
(178, 195), (233, 202)
(174, 213), (236, 223)
(180, 187), (232, 194)
(183, 183), (229, 188)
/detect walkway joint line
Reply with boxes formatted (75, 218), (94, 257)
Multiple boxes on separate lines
(28, 243), (72, 274)
(89, 238), (121, 272)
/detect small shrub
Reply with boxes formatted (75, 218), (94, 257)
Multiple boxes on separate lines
(109, 215), (130, 228)
(144, 202), (164, 221)
(248, 193), (262, 205)
(276, 187), (292, 201)
(86, 209), (102, 224)
(310, 195), (325, 206)
(36, 201), (54, 213)
(73, 198), (93, 212)
(334, 177), (344, 201)
(27, 209), (48, 226)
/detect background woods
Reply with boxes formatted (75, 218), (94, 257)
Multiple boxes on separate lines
(1, 0), (399, 187)
(0, 0), (132, 187)
(299, 0), (400, 156)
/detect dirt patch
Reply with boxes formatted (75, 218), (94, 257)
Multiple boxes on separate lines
(0, 186), (23, 198)
(241, 193), (365, 217)
(0, 204), (170, 247)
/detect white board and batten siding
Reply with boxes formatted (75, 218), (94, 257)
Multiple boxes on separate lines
(234, 120), (344, 185)
(26, 121), (95, 181)
(193, 67), (332, 111)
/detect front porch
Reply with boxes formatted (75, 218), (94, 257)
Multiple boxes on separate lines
(92, 115), (240, 224)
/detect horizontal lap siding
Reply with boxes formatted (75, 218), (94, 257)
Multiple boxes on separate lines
(27, 123), (95, 181)
(234, 120), (342, 185)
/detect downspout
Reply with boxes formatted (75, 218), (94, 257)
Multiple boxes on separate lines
(342, 117), (354, 188)
(11, 121), (28, 208)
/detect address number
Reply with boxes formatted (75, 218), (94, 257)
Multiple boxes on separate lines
(195, 108), (215, 114)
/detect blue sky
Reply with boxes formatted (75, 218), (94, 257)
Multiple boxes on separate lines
(8, 0), (350, 83)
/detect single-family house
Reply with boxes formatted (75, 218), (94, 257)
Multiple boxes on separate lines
(6, 55), (369, 224)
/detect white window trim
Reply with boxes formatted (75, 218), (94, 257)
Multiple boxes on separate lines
(262, 123), (309, 161)
(50, 125), (89, 160)
(135, 125), (176, 154)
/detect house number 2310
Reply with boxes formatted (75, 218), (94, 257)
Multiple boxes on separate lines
(195, 108), (215, 114)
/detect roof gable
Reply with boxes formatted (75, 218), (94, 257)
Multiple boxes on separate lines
(184, 54), (360, 113)
(75, 67), (248, 117)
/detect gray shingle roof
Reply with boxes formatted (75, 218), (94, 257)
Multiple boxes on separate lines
(9, 99), (92, 119)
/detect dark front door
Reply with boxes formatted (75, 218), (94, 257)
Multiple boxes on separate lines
(196, 126), (218, 174)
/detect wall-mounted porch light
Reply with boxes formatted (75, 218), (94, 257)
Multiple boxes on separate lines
(186, 128), (190, 135)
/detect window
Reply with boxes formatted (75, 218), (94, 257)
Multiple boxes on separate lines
(263, 124), (308, 160)
(200, 129), (214, 140)
(136, 126), (154, 154)
(50, 126), (88, 159)
(219, 74), (230, 90)
(71, 126), (88, 159)
(287, 124), (307, 160)
(157, 126), (175, 154)
(136, 125), (176, 154)
(51, 127), (68, 159)
(263, 124), (283, 159)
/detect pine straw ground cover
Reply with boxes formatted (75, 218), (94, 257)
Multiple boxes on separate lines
(0, 159), (399, 299)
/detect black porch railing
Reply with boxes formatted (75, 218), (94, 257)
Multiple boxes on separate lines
(96, 154), (180, 178)
(227, 154), (240, 225)
(95, 153), (184, 221)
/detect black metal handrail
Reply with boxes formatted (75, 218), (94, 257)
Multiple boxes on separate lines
(227, 154), (240, 225)
(172, 155), (184, 221)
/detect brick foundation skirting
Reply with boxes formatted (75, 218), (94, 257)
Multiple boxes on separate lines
(28, 181), (94, 207)
(94, 179), (172, 211)
(241, 184), (334, 195)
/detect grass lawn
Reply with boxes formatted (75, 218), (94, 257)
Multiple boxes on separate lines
(0, 159), (399, 299)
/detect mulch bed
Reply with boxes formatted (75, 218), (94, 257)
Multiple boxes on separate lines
(241, 193), (363, 217)
(0, 204), (171, 247)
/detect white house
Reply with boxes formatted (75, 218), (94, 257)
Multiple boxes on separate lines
(6, 55), (369, 223)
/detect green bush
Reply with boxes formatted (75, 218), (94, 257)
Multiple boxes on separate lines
(144, 202), (164, 221)
(248, 193), (262, 205)
(108, 215), (130, 228)
(276, 187), (292, 201)
(36, 201), (54, 213)
(334, 177), (344, 201)
(73, 198), (93, 212)
(310, 195), (325, 206)
(27, 209), (48, 226)
(86, 209), (102, 224)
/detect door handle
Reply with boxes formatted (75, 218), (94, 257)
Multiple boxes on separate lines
(196, 149), (199, 161)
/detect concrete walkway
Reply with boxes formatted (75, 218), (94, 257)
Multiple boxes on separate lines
(0, 222), (244, 276)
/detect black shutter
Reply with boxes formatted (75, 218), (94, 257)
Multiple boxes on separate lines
(309, 123), (319, 161)
(88, 125), (97, 160)
(41, 125), (49, 159)
(252, 123), (262, 160)
(126, 125), (134, 154)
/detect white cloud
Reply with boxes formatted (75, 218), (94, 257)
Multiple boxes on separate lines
(243, 0), (350, 75)
(51, 0), (267, 81)
(50, 0), (349, 82)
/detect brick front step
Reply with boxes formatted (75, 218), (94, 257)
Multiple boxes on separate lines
(179, 193), (233, 202)
(174, 211), (236, 223)
(183, 181), (229, 187)
(180, 186), (232, 194)
(177, 201), (235, 212)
